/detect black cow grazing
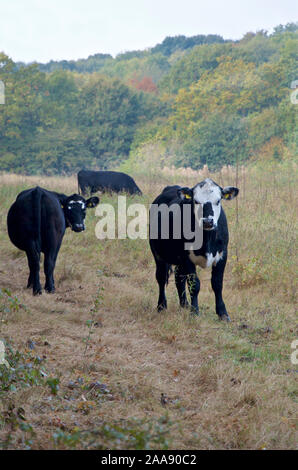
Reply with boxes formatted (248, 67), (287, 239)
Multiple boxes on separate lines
(78, 170), (142, 196)
(7, 187), (99, 295)
(149, 178), (239, 321)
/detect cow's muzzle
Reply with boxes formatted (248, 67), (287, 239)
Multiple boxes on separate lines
(202, 218), (215, 230)
(72, 223), (85, 232)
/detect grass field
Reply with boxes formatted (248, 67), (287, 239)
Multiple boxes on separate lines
(0, 162), (297, 449)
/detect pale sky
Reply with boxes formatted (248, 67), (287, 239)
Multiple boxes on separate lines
(0, 0), (297, 63)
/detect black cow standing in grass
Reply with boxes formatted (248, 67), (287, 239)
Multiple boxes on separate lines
(7, 187), (99, 295)
(78, 170), (142, 196)
(149, 178), (239, 321)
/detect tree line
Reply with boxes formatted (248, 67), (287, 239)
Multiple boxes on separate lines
(0, 23), (297, 174)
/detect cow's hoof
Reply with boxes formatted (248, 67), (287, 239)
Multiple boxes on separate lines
(45, 288), (55, 294)
(190, 307), (200, 316)
(219, 313), (231, 322)
(33, 289), (42, 296)
(157, 304), (167, 312)
(45, 284), (55, 293)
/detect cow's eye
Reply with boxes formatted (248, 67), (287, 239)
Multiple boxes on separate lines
(216, 200), (221, 205)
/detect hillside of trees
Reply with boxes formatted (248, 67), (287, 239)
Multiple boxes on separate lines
(0, 23), (297, 174)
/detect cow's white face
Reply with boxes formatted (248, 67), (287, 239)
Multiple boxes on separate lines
(193, 179), (222, 230)
(179, 178), (239, 231)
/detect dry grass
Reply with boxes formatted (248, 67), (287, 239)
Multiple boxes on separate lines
(0, 162), (297, 449)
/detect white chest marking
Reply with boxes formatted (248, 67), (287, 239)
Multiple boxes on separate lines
(189, 251), (223, 268)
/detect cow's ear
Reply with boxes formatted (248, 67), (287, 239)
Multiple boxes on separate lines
(221, 186), (239, 200)
(177, 187), (193, 201)
(86, 196), (99, 208)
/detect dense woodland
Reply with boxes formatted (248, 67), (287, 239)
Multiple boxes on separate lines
(0, 23), (297, 174)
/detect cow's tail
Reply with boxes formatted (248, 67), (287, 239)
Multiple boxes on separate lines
(32, 187), (42, 252)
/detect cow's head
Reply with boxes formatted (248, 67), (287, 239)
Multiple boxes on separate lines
(178, 178), (239, 231)
(60, 194), (99, 232)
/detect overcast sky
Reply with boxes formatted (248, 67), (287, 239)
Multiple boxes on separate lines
(0, 0), (297, 63)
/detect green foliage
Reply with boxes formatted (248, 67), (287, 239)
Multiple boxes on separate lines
(52, 416), (172, 450)
(272, 22), (298, 35)
(46, 377), (60, 395)
(0, 343), (46, 394)
(0, 58), (162, 173)
(159, 43), (234, 93)
(76, 75), (154, 166)
(0, 288), (26, 318)
(173, 112), (249, 170)
(234, 32), (278, 65)
(151, 33), (225, 56)
(33, 53), (113, 74)
(1, 24), (297, 174)
(101, 52), (170, 84)
(0, 343), (39, 449)
(154, 38), (297, 169)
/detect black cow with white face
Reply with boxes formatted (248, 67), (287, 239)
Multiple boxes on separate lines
(7, 186), (99, 295)
(149, 178), (239, 321)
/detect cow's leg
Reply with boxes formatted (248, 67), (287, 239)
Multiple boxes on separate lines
(211, 255), (230, 321)
(44, 253), (55, 293)
(155, 260), (169, 311)
(79, 184), (89, 197)
(27, 272), (33, 289)
(83, 186), (90, 197)
(44, 243), (61, 293)
(26, 243), (41, 295)
(186, 268), (200, 315)
(174, 265), (189, 308)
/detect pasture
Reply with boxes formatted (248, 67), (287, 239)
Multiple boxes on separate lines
(0, 162), (297, 449)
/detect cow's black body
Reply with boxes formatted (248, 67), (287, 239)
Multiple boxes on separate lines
(78, 170), (142, 196)
(7, 187), (98, 295)
(149, 181), (238, 321)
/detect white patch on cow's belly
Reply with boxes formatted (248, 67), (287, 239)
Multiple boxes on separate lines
(189, 251), (223, 268)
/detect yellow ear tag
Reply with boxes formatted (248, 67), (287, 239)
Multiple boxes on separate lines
(87, 202), (93, 208)
(224, 193), (230, 199)
(184, 194), (191, 200)
(61, 204), (64, 208)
